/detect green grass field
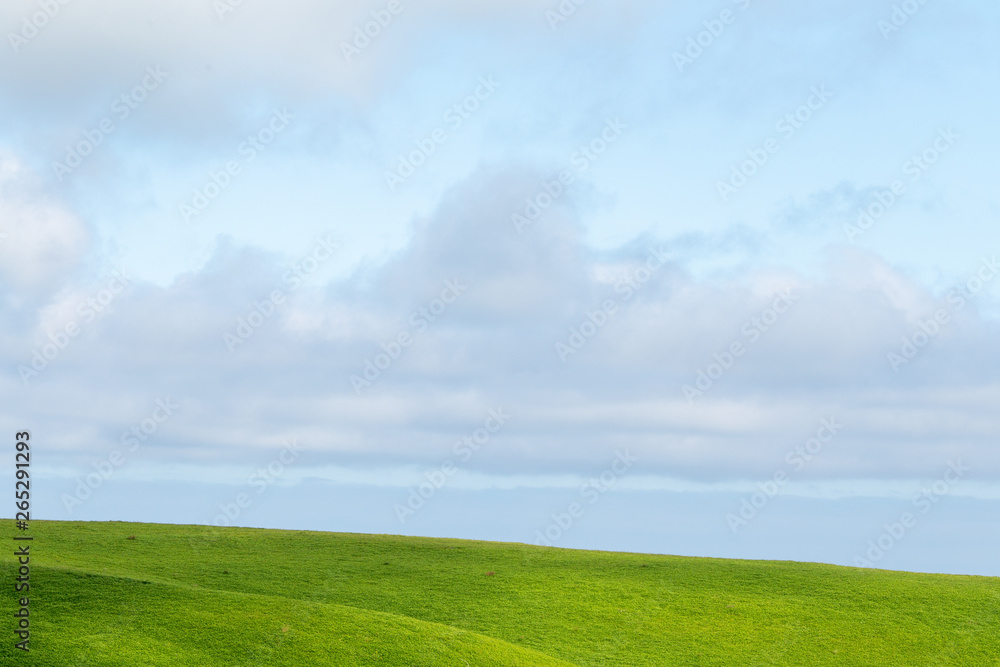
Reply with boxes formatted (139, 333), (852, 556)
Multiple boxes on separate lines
(1, 520), (997, 666)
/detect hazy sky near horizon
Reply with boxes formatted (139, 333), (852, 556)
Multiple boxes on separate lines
(2, 0), (998, 575)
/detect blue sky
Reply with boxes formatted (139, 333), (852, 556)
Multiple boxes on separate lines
(2, 0), (999, 576)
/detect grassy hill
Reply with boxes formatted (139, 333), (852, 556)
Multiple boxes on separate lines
(2, 521), (998, 666)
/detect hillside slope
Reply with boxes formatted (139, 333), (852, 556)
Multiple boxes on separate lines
(2, 520), (998, 666)
(0, 565), (574, 666)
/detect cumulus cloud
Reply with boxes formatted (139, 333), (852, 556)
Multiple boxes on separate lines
(4, 165), (999, 484)
(0, 153), (90, 294)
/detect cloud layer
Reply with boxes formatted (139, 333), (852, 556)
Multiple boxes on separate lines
(4, 163), (998, 484)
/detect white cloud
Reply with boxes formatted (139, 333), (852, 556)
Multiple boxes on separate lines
(0, 153), (89, 293)
(3, 166), (999, 485)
